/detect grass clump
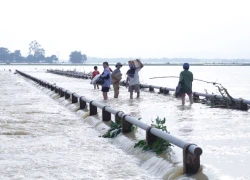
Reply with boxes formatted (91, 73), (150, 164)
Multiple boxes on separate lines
(102, 117), (140, 138)
(102, 121), (122, 138)
(134, 117), (172, 154)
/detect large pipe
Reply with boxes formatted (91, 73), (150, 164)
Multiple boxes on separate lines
(150, 128), (202, 155)
(91, 101), (106, 109)
(47, 69), (92, 79)
(80, 96), (92, 103)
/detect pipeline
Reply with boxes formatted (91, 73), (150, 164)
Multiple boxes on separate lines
(124, 81), (250, 109)
(47, 69), (91, 79)
(16, 69), (203, 174)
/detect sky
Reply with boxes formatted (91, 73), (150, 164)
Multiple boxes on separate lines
(1, 0), (250, 60)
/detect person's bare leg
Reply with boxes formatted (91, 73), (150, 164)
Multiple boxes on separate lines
(181, 94), (185, 105)
(103, 92), (108, 100)
(188, 93), (194, 105)
(136, 91), (140, 98)
(115, 90), (119, 98)
(113, 85), (116, 98)
(114, 85), (119, 98)
(130, 92), (133, 99)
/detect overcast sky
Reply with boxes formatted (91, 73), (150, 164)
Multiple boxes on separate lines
(1, 0), (250, 60)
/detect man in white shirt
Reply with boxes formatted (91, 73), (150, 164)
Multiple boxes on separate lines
(126, 59), (144, 99)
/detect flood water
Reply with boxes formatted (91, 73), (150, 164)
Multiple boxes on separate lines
(1, 65), (250, 180)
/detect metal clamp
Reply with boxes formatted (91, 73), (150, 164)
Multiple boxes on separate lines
(115, 111), (124, 117)
(102, 105), (109, 111)
(183, 143), (200, 174)
(79, 96), (85, 100)
(89, 100), (94, 105)
(146, 126), (158, 145)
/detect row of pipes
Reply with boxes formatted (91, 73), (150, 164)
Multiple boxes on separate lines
(47, 69), (250, 111)
(17, 70), (202, 174)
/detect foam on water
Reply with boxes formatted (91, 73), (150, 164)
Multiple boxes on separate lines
(0, 71), (157, 179)
(32, 80), (192, 179)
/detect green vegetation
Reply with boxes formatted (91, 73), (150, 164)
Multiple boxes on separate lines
(0, 41), (58, 63)
(134, 117), (172, 154)
(102, 117), (173, 154)
(69, 51), (87, 63)
(102, 121), (122, 138)
(0, 41), (87, 63)
(102, 117), (140, 138)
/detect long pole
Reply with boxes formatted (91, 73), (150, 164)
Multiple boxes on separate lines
(150, 76), (218, 84)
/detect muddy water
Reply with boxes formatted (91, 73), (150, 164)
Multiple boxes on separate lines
(1, 65), (250, 179)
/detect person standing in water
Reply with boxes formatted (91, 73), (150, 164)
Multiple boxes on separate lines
(126, 59), (143, 99)
(178, 63), (194, 105)
(92, 66), (100, 89)
(112, 62), (123, 98)
(100, 62), (111, 100)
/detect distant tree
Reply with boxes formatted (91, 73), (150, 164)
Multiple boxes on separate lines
(50, 55), (58, 62)
(28, 40), (45, 63)
(29, 41), (40, 55)
(9, 53), (15, 62)
(45, 55), (58, 63)
(0, 47), (10, 62)
(69, 51), (87, 63)
(37, 54), (45, 62)
(19, 56), (26, 63)
(14, 50), (23, 62)
(45, 57), (52, 63)
(0, 43), (60, 63)
(82, 54), (87, 62)
(26, 55), (34, 63)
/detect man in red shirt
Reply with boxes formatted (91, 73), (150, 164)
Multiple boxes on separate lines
(92, 66), (100, 89)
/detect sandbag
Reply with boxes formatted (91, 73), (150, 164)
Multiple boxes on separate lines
(128, 59), (143, 68)
(90, 74), (101, 84)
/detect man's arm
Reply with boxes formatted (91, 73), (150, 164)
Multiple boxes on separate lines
(126, 76), (129, 88)
(178, 72), (183, 85)
(101, 69), (109, 78)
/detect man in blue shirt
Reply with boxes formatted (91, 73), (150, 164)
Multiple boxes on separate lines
(100, 62), (111, 100)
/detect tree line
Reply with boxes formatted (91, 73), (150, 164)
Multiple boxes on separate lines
(0, 40), (87, 63)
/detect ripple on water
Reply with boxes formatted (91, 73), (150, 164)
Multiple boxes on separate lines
(1, 131), (30, 135)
